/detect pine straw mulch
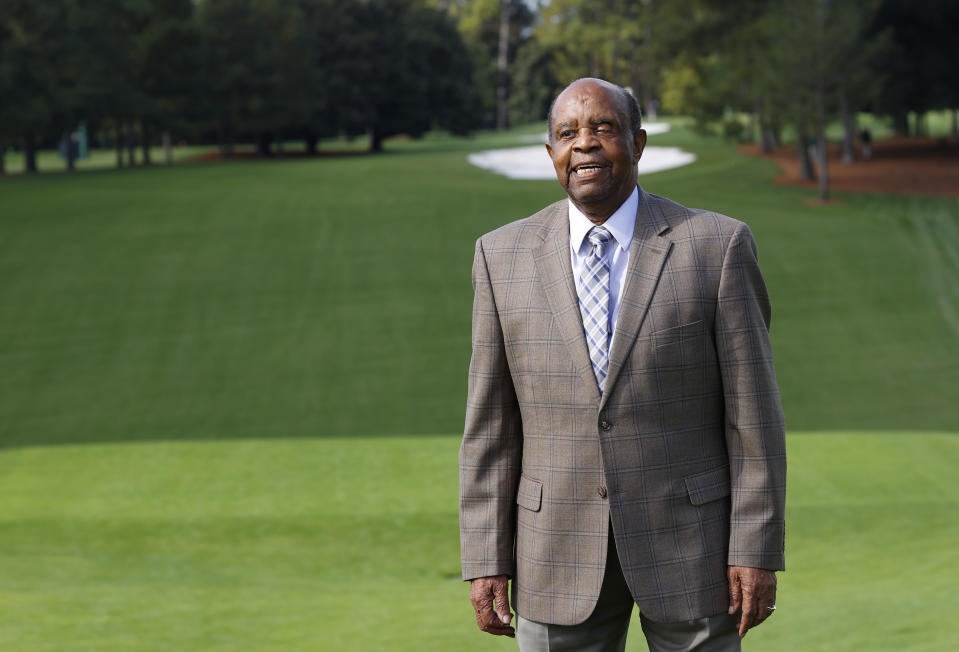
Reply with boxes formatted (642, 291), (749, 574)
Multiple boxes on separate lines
(739, 136), (959, 197)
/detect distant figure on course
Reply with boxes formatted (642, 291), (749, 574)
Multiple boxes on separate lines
(459, 78), (786, 652)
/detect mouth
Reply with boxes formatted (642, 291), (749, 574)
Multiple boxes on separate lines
(572, 163), (608, 178)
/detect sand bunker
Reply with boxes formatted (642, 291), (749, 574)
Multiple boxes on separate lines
(469, 122), (695, 180)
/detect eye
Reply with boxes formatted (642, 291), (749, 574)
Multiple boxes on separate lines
(560, 130), (575, 140)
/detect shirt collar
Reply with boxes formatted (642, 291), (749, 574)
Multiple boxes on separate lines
(568, 186), (639, 256)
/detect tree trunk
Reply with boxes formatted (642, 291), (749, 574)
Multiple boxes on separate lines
(893, 111), (908, 136)
(369, 127), (384, 153)
(815, 0), (829, 202)
(162, 130), (173, 165)
(796, 126), (816, 181)
(142, 121), (151, 165)
(641, 24), (654, 118)
(64, 128), (76, 171)
(839, 90), (855, 164)
(495, 0), (510, 131)
(628, 31), (640, 103)
(758, 106), (775, 153)
(126, 120), (136, 166)
(116, 125), (125, 168)
(255, 133), (271, 157)
(817, 127), (829, 201)
(219, 125), (234, 159)
(23, 134), (37, 173)
(305, 134), (318, 155)
(760, 128), (776, 154)
(276, 139), (284, 158)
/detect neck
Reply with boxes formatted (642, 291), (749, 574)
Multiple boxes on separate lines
(571, 184), (636, 225)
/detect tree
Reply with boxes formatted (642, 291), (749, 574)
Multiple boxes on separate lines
(657, 0), (890, 199)
(347, 0), (478, 152)
(196, 0), (312, 158)
(871, 0), (959, 136)
(431, 0), (534, 129)
(0, 0), (67, 172)
(508, 36), (560, 127)
(137, 0), (202, 164)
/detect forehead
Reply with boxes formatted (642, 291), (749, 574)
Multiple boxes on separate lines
(552, 83), (626, 123)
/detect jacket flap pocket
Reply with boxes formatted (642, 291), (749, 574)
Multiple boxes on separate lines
(516, 475), (543, 512)
(684, 465), (731, 506)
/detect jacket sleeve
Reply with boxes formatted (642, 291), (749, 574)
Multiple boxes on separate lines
(714, 223), (787, 571)
(459, 237), (523, 581)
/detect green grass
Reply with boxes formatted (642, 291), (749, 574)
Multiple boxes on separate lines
(1, 144), (214, 174)
(1, 121), (958, 649)
(1, 122), (956, 446)
(0, 433), (955, 650)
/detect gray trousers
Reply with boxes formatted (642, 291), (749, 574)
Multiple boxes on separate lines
(516, 533), (740, 652)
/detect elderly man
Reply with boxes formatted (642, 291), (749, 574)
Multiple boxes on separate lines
(459, 78), (786, 651)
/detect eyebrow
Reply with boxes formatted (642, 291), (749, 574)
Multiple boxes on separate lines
(555, 117), (616, 133)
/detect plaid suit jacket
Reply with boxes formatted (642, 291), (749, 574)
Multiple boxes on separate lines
(459, 186), (786, 625)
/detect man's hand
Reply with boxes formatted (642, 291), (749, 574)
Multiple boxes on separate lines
(727, 566), (777, 638)
(469, 575), (515, 637)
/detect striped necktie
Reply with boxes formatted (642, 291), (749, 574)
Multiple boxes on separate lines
(578, 226), (612, 391)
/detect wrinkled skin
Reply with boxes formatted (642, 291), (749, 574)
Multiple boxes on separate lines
(728, 566), (778, 638)
(470, 566), (777, 638)
(545, 78), (647, 224)
(469, 575), (514, 637)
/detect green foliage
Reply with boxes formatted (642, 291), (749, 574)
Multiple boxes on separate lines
(137, 0), (202, 131)
(196, 0), (313, 149)
(507, 37), (560, 127)
(0, 0), (479, 163)
(428, 0), (536, 129)
(660, 56), (728, 121)
(872, 0), (959, 132)
(355, 0), (479, 149)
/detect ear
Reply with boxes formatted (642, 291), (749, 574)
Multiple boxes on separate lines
(632, 129), (647, 163)
(545, 141), (553, 159)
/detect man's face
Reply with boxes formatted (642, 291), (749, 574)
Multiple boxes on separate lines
(545, 81), (646, 221)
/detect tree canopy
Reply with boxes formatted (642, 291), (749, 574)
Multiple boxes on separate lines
(1, 0), (954, 177)
(0, 0), (479, 165)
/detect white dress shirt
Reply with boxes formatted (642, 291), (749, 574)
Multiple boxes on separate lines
(569, 187), (639, 332)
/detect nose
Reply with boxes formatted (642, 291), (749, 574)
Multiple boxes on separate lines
(572, 128), (599, 152)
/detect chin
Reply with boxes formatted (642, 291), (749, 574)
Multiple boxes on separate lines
(569, 188), (612, 205)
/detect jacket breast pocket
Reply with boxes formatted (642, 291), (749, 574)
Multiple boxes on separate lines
(684, 465), (730, 506)
(516, 475), (543, 512)
(652, 320), (705, 349)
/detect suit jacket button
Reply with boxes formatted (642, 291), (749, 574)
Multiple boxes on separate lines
(597, 486), (608, 498)
(600, 419), (612, 431)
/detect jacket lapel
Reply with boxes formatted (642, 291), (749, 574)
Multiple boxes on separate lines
(600, 188), (673, 410)
(532, 203), (603, 404)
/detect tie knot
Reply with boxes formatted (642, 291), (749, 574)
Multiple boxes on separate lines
(587, 226), (611, 249)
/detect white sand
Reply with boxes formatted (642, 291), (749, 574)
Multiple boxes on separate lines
(469, 122), (695, 180)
